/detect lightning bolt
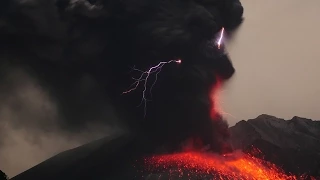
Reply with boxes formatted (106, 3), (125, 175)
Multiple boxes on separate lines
(123, 59), (182, 117)
(217, 27), (225, 49)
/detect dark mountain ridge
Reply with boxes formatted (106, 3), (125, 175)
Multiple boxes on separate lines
(230, 114), (320, 151)
(9, 114), (320, 180)
(230, 114), (320, 177)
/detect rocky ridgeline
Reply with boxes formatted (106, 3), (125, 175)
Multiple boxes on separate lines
(229, 114), (320, 176)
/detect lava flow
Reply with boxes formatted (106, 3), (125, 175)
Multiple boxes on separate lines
(143, 151), (299, 180)
(141, 77), (300, 180)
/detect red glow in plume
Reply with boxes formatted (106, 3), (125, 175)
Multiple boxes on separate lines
(135, 27), (312, 179)
(209, 76), (234, 120)
(140, 76), (310, 179)
(210, 76), (223, 119)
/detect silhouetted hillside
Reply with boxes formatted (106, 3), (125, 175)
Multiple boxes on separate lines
(0, 170), (8, 180)
(11, 115), (320, 180)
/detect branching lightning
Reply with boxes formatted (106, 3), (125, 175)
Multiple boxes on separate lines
(123, 59), (182, 117)
(217, 27), (225, 49)
(123, 27), (224, 117)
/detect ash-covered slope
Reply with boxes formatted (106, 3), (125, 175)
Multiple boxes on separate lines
(11, 132), (145, 180)
(11, 114), (320, 180)
(229, 114), (320, 176)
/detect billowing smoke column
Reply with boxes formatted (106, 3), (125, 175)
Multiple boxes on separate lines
(115, 0), (244, 153)
(0, 0), (243, 154)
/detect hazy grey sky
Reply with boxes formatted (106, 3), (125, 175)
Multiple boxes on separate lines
(221, 0), (320, 125)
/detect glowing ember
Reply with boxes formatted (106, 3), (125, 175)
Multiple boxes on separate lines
(143, 151), (298, 180)
(123, 59), (182, 116)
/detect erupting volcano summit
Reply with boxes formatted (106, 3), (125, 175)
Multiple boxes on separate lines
(1, 0), (318, 179)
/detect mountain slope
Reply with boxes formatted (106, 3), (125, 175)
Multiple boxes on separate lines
(229, 114), (320, 176)
(11, 115), (320, 179)
(10, 132), (142, 180)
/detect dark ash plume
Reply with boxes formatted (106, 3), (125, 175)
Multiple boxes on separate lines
(0, 0), (244, 173)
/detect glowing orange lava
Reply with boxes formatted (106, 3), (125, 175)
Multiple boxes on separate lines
(144, 151), (299, 180)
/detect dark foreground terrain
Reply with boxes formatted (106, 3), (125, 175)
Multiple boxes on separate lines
(10, 115), (320, 180)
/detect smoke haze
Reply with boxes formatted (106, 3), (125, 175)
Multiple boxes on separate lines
(0, 0), (243, 177)
(0, 62), (120, 177)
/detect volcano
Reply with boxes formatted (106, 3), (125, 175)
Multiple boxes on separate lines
(10, 115), (320, 180)
(0, 0), (319, 179)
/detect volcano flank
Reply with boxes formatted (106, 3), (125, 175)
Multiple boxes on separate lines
(10, 115), (320, 180)
(1, 0), (319, 179)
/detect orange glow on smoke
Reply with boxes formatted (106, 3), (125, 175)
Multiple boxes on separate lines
(210, 76), (234, 120)
(210, 76), (222, 119)
(144, 151), (299, 180)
